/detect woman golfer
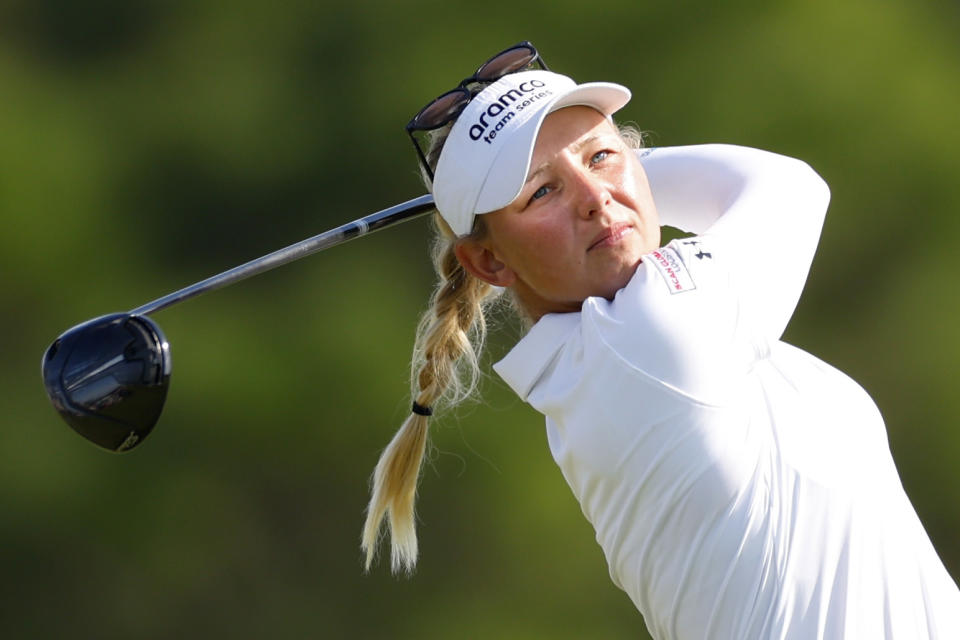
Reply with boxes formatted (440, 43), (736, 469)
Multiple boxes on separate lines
(362, 42), (960, 638)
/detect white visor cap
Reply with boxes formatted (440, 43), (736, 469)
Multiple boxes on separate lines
(431, 70), (631, 236)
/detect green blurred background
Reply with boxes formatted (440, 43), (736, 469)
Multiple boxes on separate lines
(2, 0), (958, 637)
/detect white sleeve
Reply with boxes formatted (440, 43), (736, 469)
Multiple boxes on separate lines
(637, 144), (831, 339)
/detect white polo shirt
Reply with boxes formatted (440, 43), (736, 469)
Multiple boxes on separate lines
(494, 145), (960, 639)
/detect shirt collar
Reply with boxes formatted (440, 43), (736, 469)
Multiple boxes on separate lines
(492, 311), (582, 401)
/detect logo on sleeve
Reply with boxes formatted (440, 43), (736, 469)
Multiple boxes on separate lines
(648, 246), (696, 294)
(682, 239), (712, 260)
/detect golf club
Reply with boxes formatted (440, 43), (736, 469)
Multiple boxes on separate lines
(42, 194), (435, 452)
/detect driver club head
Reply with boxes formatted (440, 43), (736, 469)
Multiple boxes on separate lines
(42, 313), (172, 452)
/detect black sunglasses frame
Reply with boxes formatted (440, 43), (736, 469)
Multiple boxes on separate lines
(405, 41), (549, 181)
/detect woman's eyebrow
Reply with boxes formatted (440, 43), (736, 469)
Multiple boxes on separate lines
(525, 163), (551, 185)
(570, 134), (603, 153)
(524, 134), (610, 185)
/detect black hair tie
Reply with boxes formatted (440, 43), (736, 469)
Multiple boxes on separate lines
(411, 401), (433, 417)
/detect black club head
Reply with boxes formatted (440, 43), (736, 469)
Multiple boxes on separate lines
(42, 313), (171, 452)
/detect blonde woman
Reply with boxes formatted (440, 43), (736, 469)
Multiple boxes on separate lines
(363, 42), (960, 638)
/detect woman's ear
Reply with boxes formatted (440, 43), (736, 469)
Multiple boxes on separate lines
(454, 238), (516, 288)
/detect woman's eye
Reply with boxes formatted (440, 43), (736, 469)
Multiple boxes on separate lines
(591, 150), (611, 164)
(523, 182), (554, 208)
(531, 185), (550, 201)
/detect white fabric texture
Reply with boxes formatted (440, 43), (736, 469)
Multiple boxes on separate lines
(493, 144), (960, 639)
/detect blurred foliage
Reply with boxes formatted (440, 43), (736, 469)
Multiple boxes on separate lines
(1, 0), (958, 638)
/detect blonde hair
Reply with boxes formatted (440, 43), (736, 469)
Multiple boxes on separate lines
(361, 124), (496, 573)
(361, 117), (645, 573)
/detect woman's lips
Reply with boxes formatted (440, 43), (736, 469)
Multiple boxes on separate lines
(588, 222), (634, 251)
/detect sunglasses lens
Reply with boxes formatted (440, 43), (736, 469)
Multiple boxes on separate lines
(476, 45), (536, 81)
(412, 89), (470, 129)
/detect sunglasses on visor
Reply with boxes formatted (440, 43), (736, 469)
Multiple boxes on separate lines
(405, 41), (549, 181)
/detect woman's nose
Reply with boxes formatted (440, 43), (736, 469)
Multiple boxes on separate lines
(572, 170), (611, 219)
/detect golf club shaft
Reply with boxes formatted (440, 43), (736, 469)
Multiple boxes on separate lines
(129, 194), (435, 317)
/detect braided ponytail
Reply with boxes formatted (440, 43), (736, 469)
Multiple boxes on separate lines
(361, 210), (499, 573)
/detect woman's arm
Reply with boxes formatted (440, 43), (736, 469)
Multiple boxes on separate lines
(638, 144), (831, 339)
